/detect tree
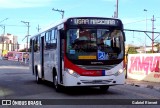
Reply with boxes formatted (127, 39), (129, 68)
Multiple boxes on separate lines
(127, 47), (138, 54)
(154, 40), (160, 53)
(126, 44), (138, 54)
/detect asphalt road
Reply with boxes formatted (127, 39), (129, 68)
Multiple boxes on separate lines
(0, 60), (160, 108)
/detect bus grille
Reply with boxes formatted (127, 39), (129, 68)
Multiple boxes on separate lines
(81, 79), (113, 84)
(77, 65), (116, 70)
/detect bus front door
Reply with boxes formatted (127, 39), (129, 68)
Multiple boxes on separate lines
(40, 36), (44, 79)
(57, 29), (63, 84)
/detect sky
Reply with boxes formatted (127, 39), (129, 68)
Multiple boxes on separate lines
(0, 0), (160, 46)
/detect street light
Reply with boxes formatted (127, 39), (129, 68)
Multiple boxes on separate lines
(143, 9), (147, 30)
(21, 21), (30, 52)
(52, 8), (64, 19)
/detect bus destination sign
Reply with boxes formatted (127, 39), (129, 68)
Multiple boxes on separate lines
(69, 18), (119, 26)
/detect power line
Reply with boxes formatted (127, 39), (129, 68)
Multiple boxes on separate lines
(0, 24), (26, 27)
(124, 17), (160, 25)
(21, 21), (30, 53)
(124, 29), (160, 34)
(124, 19), (146, 25)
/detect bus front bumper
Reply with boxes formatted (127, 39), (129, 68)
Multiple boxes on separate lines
(62, 71), (125, 87)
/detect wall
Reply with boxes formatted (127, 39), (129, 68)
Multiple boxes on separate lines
(127, 53), (160, 82)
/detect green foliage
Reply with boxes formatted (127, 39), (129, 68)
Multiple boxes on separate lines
(19, 48), (26, 52)
(19, 48), (30, 52)
(127, 47), (138, 54)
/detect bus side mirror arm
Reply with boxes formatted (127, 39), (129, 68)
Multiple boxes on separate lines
(123, 32), (126, 41)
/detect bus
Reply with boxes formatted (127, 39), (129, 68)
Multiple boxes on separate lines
(29, 17), (126, 92)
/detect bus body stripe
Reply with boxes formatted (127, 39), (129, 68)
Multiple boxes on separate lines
(102, 70), (105, 76)
(64, 56), (103, 76)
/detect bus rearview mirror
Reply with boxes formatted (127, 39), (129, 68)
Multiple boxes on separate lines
(123, 32), (126, 41)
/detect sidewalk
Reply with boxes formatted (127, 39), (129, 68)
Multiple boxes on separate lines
(125, 78), (160, 92)
(0, 59), (29, 66)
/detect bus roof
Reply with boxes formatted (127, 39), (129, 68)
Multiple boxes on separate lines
(30, 17), (123, 39)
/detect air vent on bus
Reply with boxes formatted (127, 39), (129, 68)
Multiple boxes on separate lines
(77, 65), (116, 70)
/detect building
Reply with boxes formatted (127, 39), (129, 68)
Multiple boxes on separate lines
(125, 43), (160, 54)
(0, 33), (19, 56)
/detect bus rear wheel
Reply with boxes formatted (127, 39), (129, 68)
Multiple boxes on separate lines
(36, 73), (42, 84)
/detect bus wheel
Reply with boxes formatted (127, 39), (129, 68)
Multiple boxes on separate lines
(99, 86), (109, 92)
(53, 75), (61, 92)
(36, 73), (42, 84)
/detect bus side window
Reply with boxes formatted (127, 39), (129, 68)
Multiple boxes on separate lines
(44, 33), (47, 50)
(37, 36), (40, 51)
(34, 37), (38, 52)
(45, 32), (50, 49)
(51, 29), (57, 49)
(29, 39), (32, 52)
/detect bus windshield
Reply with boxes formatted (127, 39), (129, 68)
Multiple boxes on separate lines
(66, 29), (124, 61)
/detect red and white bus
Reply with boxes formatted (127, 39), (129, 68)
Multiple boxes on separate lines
(29, 17), (126, 92)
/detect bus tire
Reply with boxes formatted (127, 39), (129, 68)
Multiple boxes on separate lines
(35, 67), (42, 84)
(99, 86), (109, 92)
(53, 75), (61, 92)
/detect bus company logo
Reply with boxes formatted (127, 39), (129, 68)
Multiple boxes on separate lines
(2, 100), (11, 105)
(96, 71), (101, 74)
(91, 62), (103, 65)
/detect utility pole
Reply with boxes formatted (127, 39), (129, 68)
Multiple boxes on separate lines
(21, 21), (30, 64)
(17, 42), (19, 51)
(52, 8), (65, 19)
(0, 18), (8, 56)
(151, 15), (156, 53)
(13, 35), (14, 51)
(0, 25), (6, 55)
(113, 0), (118, 18)
(2, 26), (5, 54)
(37, 24), (41, 32)
(144, 9), (147, 53)
(116, 0), (118, 18)
(21, 21), (30, 52)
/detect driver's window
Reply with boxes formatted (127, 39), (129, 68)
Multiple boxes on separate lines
(104, 40), (111, 46)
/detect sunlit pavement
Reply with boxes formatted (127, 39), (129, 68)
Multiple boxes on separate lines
(0, 59), (29, 66)
(125, 78), (160, 92)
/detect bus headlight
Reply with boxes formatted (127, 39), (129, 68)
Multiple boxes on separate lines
(114, 69), (124, 76)
(66, 69), (80, 78)
(68, 69), (74, 74)
(119, 69), (123, 73)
